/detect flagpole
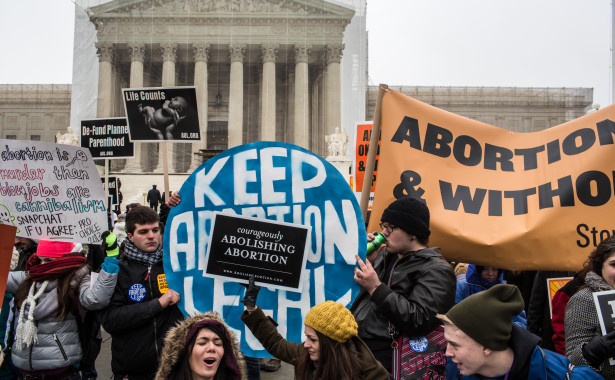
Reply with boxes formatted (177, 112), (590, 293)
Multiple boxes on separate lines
(360, 84), (388, 220)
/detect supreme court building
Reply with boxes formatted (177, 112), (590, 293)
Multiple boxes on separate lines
(1, 0), (595, 178)
(70, 0), (364, 173)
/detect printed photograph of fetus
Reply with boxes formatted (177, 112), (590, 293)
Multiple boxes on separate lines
(122, 86), (201, 142)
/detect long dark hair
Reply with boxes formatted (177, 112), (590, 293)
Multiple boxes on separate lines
(582, 235), (615, 282)
(295, 330), (368, 380)
(168, 325), (229, 380)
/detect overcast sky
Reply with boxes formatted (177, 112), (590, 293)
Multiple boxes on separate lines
(1, 0), (611, 107)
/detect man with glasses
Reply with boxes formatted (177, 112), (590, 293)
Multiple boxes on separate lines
(351, 196), (456, 375)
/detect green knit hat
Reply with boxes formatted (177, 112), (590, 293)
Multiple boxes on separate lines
(445, 284), (524, 350)
(102, 231), (119, 257)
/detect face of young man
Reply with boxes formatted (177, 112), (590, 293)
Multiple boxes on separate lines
(379, 222), (415, 254)
(128, 222), (160, 253)
(444, 324), (490, 376)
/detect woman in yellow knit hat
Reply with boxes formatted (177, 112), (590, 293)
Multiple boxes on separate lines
(240, 277), (389, 380)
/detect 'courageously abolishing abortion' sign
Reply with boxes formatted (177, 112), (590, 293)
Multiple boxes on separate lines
(164, 141), (366, 358)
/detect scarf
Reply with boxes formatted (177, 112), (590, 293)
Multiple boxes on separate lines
(15, 254), (87, 349)
(27, 253), (87, 282)
(123, 239), (163, 266)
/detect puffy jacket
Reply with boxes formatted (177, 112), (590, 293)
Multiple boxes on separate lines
(455, 265), (527, 328)
(100, 256), (184, 378)
(351, 247), (455, 341)
(6, 266), (117, 371)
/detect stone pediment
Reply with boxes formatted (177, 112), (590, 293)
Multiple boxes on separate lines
(88, 0), (354, 20)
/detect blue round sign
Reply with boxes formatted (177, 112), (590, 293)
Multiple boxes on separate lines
(164, 142), (367, 357)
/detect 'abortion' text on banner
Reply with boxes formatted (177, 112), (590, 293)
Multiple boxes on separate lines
(164, 142), (365, 358)
(369, 89), (615, 270)
(0, 139), (107, 243)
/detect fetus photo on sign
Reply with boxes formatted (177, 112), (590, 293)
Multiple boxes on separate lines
(122, 86), (201, 142)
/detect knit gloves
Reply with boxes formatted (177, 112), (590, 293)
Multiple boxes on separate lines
(582, 330), (615, 368)
(101, 256), (119, 274)
(241, 275), (261, 308)
(101, 231), (119, 257)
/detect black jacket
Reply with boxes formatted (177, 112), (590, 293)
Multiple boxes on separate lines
(100, 255), (184, 378)
(351, 247), (455, 344)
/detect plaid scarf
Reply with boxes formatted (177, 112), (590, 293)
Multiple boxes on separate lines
(123, 239), (163, 266)
(27, 253), (87, 282)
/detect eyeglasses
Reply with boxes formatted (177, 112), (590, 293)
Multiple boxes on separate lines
(379, 222), (396, 234)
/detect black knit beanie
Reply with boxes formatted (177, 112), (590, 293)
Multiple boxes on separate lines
(446, 284), (524, 351)
(380, 196), (430, 239)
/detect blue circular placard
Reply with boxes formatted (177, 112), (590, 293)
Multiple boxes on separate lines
(163, 142), (367, 357)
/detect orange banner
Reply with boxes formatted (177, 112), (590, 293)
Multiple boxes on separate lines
(368, 89), (615, 270)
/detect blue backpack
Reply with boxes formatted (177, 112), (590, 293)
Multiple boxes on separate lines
(528, 347), (604, 380)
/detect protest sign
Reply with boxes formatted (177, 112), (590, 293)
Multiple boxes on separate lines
(0, 139), (107, 243)
(205, 213), (310, 291)
(353, 121), (378, 208)
(164, 141), (366, 357)
(0, 224), (16, 310)
(368, 88), (615, 270)
(81, 117), (134, 159)
(122, 86), (201, 142)
(101, 177), (118, 206)
(593, 289), (615, 365)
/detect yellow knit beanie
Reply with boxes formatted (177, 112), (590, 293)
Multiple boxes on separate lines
(304, 301), (358, 343)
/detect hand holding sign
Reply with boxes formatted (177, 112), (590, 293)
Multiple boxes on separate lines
(354, 254), (381, 295)
(582, 331), (615, 368)
(159, 289), (180, 308)
(241, 275), (261, 311)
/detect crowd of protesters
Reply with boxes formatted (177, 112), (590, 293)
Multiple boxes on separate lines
(1, 192), (613, 380)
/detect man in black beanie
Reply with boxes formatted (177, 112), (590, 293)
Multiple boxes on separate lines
(439, 284), (602, 379)
(351, 196), (456, 375)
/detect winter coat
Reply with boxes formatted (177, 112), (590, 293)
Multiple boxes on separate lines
(458, 325), (603, 380)
(351, 247), (456, 342)
(527, 270), (574, 351)
(6, 266), (117, 371)
(241, 307), (389, 380)
(455, 264), (527, 328)
(551, 276), (583, 355)
(565, 271), (615, 379)
(100, 255), (184, 378)
(156, 312), (246, 380)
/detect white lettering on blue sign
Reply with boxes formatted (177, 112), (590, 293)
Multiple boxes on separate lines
(164, 142), (366, 358)
(409, 337), (429, 352)
(128, 283), (146, 302)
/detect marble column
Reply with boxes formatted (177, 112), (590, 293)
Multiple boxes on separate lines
(189, 43), (210, 171)
(260, 44), (278, 141)
(286, 65), (295, 143)
(311, 70), (322, 155)
(124, 43), (145, 173)
(228, 45), (246, 148)
(293, 45), (311, 149)
(324, 44), (343, 136)
(96, 42), (114, 118)
(154, 43), (177, 173)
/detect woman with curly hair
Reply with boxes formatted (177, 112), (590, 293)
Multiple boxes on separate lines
(7, 239), (118, 379)
(156, 312), (246, 380)
(565, 235), (615, 379)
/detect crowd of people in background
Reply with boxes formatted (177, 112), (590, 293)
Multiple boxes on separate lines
(1, 192), (614, 380)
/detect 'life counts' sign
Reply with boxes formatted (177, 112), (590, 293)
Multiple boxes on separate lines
(164, 141), (366, 358)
